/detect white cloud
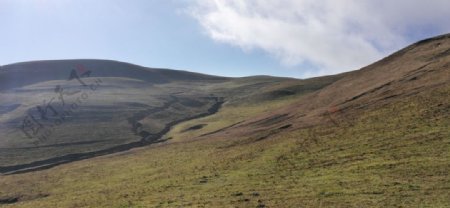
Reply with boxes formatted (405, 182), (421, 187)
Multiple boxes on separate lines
(188, 0), (450, 76)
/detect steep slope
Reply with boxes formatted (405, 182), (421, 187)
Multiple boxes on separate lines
(0, 34), (448, 207)
(199, 33), (450, 141)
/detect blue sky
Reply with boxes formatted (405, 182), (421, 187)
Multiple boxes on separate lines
(0, 0), (449, 78)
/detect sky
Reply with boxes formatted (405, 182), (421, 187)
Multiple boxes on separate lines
(0, 0), (449, 78)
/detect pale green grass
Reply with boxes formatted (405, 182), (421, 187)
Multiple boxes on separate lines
(165, 94), (303, 142)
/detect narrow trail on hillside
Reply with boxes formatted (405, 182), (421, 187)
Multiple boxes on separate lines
(0, 97), (224, 175)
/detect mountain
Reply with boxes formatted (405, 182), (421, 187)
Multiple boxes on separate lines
(0, 59), (228, 90)
(0, 34), (448, 207)
(0, 59), (331, 173)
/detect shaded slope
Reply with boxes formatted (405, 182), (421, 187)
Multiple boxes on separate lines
(0, 59), (228, 90)
(0, 97), (224, 175)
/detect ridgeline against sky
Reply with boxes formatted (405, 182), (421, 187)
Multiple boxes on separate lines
(1, 0), (449, 78)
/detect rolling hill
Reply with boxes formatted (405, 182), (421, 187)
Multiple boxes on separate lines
(0, 60), (331, 174)
(0, 34), (449, 207)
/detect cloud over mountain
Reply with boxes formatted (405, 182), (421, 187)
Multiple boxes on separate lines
(189, 0), (450, 75)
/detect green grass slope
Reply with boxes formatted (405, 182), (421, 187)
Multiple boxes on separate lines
(0, 83), (447, 208)
(0, 34), (449, 207)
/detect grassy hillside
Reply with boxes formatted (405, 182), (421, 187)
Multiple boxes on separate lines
(0, 77), (222, 170)
(0, 83), (448, 208)
(0, 34), (449, 207)
(1, 61), (331, 173)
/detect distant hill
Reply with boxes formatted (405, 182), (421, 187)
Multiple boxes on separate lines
(0, 59), (228, 90)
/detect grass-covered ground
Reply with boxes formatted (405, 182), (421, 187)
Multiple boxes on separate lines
(0, 84), (448, 207)
(1, 36), (449, 206)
